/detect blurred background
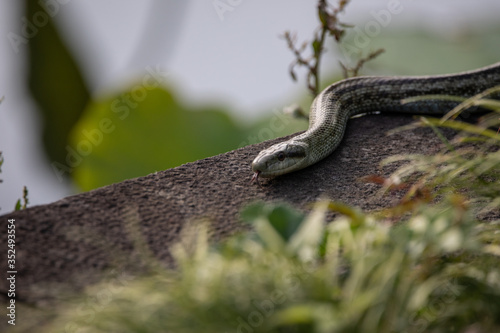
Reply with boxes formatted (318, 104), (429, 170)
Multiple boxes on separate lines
(0, 0), (499, 212)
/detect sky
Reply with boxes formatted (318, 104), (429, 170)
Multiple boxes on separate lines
(1, 0), (500, 212)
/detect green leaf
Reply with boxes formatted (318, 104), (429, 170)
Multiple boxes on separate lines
(14, 199), (21, 211)
(287, 201), (327, 262)
(14, 186), (29, 210)
(239, 201), (266, 223)
(268, 204), (306, 241)
(312, 39), (321, 54)
(241, 202), (305, 242)
(69, 86), (246, 191)
(26, 0), (90, 168)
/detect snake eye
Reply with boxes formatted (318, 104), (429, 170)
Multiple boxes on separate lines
(277, 152), (286, 161)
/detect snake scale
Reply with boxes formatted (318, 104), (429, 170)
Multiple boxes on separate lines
(251, 62), (500, 182)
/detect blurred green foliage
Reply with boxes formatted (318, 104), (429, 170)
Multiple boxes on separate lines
(338, 25), (500, 75)
(26, 0), (90, 166)
(24, 0), (307, 191)
(70, 87), (248, 190)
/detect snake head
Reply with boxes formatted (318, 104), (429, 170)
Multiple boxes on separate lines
(251, 141), (308, 179)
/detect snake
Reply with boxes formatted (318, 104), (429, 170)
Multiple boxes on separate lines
(251, 62), (500, 183)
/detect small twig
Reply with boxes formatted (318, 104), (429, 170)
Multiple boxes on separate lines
(339, 48), (385, 78)
(0, 151), (3, 184)
(15, 186), (29, 211)
(283, 32), (314, 83)
(283, 0), (352, 97)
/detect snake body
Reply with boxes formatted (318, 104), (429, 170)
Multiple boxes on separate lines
(251, 62), (500, 181)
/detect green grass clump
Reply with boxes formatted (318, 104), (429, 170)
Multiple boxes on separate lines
(382, 87), (500, 218)
(45, 198), (500, 333)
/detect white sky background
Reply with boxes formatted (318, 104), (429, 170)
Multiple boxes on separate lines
(0, 0), (500, 211)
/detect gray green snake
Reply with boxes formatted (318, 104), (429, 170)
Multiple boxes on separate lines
(251, 62), (500, 182)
